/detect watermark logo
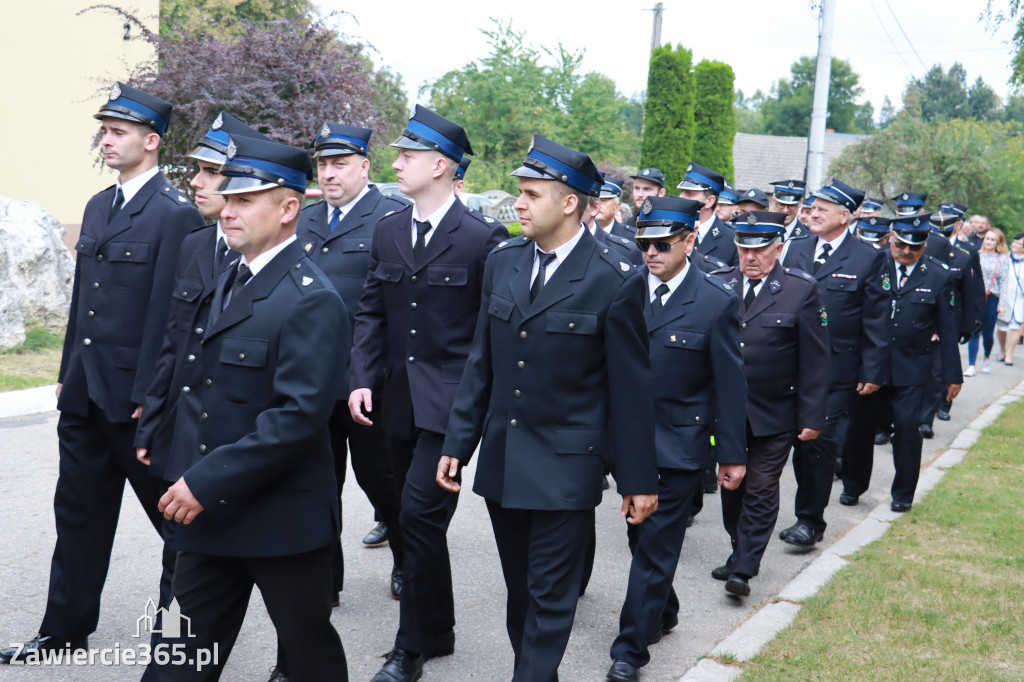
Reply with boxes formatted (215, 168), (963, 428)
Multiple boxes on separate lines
(7, 599), (217, 670)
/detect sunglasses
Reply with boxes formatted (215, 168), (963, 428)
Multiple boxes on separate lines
(637, 238), (683, 253)
(892, 241), (925, 251)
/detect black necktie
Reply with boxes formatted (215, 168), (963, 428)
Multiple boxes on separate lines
(214, 236), (228, 272)
(814, 243), (832, 273)
(693, 233), (701, 250)
(651, 283), (670, 315)
(530, 252), (557, 302)
(223, 263), (252, 310)
(898, 265), (909, 290)
(329, 207), (341, 232)
(414, 220), (431, 262)
(108, 186), (124, 223)
(743, 279), (761, 310)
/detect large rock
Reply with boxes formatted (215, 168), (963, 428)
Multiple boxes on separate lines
(0, 196), (74, 350)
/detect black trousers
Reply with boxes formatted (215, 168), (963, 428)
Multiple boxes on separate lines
(789, 388), (854, 532)
(390, 430), (460, 656)
(921, 345), (953, 427)
(40, 405), (175, 638)
(840, 389), (888, 497)
(720, 427), (796, 578)
(611, 468), (703, 669)
(486, 500), (594, 682)
(154, 547), (346, 682)
(890, 385), (927, 504)
(327, 399), (404, 594)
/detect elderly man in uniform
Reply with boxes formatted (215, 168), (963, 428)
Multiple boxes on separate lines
(677, 162), (738, 267)
(1, 83), (204, 664)
(153, 135), (350, 680)
(592, 174), (631, 239)
(605, 197), (747, 682)
(779, 179), (888, 548)
(348, 105), (508, 682)
(437, 135), (658, 682)
(842, 214), (962, 511)
(712, 211), (829, 597)
(298, 122), (409, 603)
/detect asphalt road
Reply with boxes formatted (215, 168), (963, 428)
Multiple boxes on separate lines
(0, 347), (1017, 682)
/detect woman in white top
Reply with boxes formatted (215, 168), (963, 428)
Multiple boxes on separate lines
(967, 229), (1008, 374)
(996, 232), (1024, 365)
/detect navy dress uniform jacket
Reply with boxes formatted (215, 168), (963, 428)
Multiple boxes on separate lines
(350, 199), (508, 438)
(925, 233), (985, 341)
(697, 216), (738, 267)
(297, 187), (408, 399)
(594, 227), (643, 267)
(135, 223), (235, 481)
(784, 235), (890, 388)
(58, 172), (204, 421)
(715, 262), (830, 437)
(884, 255), (962, 386)
(644, 263), (747, 470)
(608, 219), (635, 241)
(442, 231), (659, 509)
(174, 242), (351, 557)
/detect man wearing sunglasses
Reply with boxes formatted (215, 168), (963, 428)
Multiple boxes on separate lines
(710, 211), (829, 598)
(842, 214), (962, 513)
(605, 196), (747, 682)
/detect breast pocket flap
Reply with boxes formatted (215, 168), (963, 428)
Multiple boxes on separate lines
(219, 337), (269, 368)
(545, 311), (598, 335)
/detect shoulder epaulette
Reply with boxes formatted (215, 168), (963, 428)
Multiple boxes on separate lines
(160, 185), (192, 206)
(491, 235), (531, 255)
(703, 272), (734, 293)
(289, 259), (330, 294)
(598, 245), (637, 278)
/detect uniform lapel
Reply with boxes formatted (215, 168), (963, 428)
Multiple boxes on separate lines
(743, 262), (783, 321)
(98, 172), (164, 246)
(814, 236), (850, 280)
(411, 199), (463, 274)
(205, 242), (303, 339)
(648, 264), (698, 332)
(334, 187), (381, 238)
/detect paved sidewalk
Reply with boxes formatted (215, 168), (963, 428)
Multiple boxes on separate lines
(0, 348), (1017, 681)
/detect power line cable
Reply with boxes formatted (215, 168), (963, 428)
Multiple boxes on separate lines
(868, 0), (918, 77)
(883, 0), (929, 71)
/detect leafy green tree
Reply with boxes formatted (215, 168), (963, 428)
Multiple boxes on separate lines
(902, 64), (1001, 123)
(160, 0), (314, 38)
(561, 73), (636, 165)
(734, 89), (766, 134)
(640, 43), (695, 189)
(985, 0), (1024, 87)
(693, 60), (736, 183)
(878, 96), (897, 129)
(829, 113), (1024, 230)
(761, 57), (874, 135)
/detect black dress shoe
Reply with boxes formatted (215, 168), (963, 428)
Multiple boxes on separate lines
(371, 649), (423, 682)
(0, 634), (88, 664)
(839, 492), (859, 506)
(649, 613), (679, 644)
(891, 501), (912, 513)
(936, 409), (951, 421)
(779, 522), (799, 541)
(331, 591), (340, 608)
(874, 430), (891, 445)
(363, 521), (389, 547)
(834, 458), (843, 477)
(711, 564), (731, 581)
(725, 574), (750, 597)
(685, 514), (694, 527)
(390, 567), (403, 600)
(703, 481), (718, 494)
(267, 666), (291, 682)
(919, 424), (935, 439)
(783, 523), (823, 548)
(606, 659), (640, 682)
(422, 629), (455, 661)
(602, 475), (610, 490)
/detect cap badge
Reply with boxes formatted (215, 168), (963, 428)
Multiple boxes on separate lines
(686, 164), (693, 172)
(824, 179), (833, 188)
(226, 137), (237, 160)
(913, 218), (921, 226)
(212, 112), (224, 130)
(642, 169), (650, 176)
(747, 214), (757, 225)
(109, 82), (121, 100)
(788, 181), (795, 188)
(903, 193), (909, 200)
(869, 218), (877, 225)
(641, 198), (653, 215)
(620, 262), (630, 272)
(747, 190), (756, 197)
(527, 139), (535, 154)
(320, 123), (331, 139)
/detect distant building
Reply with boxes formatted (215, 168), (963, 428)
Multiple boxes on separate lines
(0, 1), (158, 236)
(732, 131), (869, 194)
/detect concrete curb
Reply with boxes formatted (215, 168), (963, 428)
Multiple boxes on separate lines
(677, 377), (1024, 681)
(0, 384), (58, 419)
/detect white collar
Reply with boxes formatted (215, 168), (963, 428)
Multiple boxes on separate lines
(539, 224), (586, 263)
(116, 165), (160, 206)
(326, 184), (370, 221)
(697, 213), (716, 239)
(413, 192), (458, 226)
(648, 259), (690, 300)
(241, 234), (297, 278)
(816, 229), (847, 253)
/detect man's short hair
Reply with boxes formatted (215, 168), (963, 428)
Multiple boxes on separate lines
(555, 182), (588, 221)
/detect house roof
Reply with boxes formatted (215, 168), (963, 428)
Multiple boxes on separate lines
(732, 131), (869, 193)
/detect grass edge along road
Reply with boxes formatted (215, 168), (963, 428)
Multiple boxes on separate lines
(0, 328), (63, 391)
(726, 395), (1024, 681)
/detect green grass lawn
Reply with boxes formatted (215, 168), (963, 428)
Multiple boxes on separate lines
(0, 328), (63, 392)
(735, 397), (1024, 680)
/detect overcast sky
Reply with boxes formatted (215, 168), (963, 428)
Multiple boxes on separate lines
(318, 0), (1019, 120)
